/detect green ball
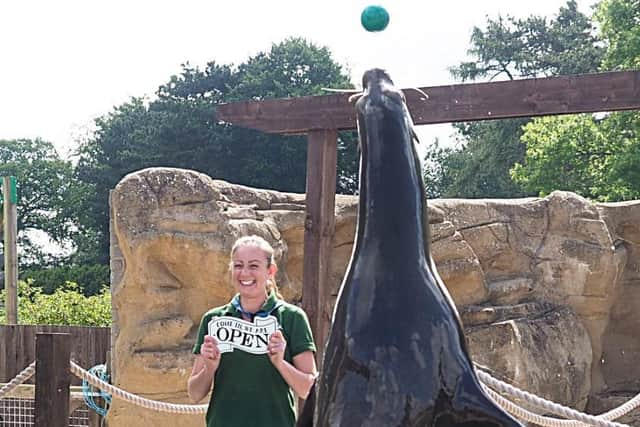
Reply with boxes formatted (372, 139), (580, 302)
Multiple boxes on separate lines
(361, 5), (389, 32)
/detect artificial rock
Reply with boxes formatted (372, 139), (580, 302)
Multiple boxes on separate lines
(108, 168), (639, 426)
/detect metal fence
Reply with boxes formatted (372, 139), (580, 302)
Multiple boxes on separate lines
(0, 386), (100, 427)
(0, 397), (34, 426)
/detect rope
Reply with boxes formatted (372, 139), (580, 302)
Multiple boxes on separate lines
(476, 369), (634, 427)
(0, 354), (635, 426)
(482, 385), (595, 427)
(482, 384), (629, 427)
(69, 361), (207, 414)
(0, 361), (36, 399)
(63, 358), (639, 424)
(596, 392), (640, 422)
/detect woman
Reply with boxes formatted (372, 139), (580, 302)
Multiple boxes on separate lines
(188, 235), (317, 427)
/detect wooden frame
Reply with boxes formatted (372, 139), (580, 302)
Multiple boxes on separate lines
(216, 70), (640, 362)
(217, 71), (640, 133)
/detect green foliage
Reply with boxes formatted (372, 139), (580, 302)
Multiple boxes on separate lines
(0, 281), (111, 326)
(0, 138), (83, 266)
(74, 37), (357, 266)
(595, 0), (640, 70)
(21, 264), (109, 296)
(434, 1), (603, 199)
(513, 113), (640, 201)
(513, 0), (640, 201)
(422, 140), (455, 199)
(440, 119), (530, 198)
(512, 115), (604, 197)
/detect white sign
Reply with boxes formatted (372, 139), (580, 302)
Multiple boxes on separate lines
(208, 315), (280, 354)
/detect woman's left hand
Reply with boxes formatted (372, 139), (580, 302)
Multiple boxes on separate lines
(268, 330), (287, 367)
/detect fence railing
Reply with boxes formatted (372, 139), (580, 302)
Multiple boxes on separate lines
(1, 333), (107, 427)
(0, 325), (110, 386)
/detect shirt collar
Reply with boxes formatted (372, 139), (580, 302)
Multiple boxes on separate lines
(230, 292), (282, 321)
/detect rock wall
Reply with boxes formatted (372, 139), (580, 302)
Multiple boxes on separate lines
(108, 168), (640, 426)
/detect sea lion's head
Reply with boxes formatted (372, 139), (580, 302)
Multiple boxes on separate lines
(360, 68), (406, 112)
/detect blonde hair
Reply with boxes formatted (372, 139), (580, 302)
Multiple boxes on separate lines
(230, 235), (283, 299)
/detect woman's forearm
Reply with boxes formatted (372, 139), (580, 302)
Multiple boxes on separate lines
(274, 360), (315, 398)
(187, 357), (215, 402)
(274, 351), (317, 399)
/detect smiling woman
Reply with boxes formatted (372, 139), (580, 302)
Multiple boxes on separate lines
(230, 236), (281, 307)
(187, 235), (318, 427)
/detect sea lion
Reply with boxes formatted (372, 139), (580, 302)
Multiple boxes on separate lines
(298, 69), (523, 427)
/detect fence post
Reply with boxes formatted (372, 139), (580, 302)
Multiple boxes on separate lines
(2, 175), (18, 324)
(35, 332), (71, 427)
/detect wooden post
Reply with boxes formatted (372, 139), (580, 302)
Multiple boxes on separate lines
(35, 333), (71, 427)
(3, 176), (18, 324)
(88, 407), (102, 427)
(302, 130), (337, 367)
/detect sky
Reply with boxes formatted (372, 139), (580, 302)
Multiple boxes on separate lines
(1, 0), (598, 160)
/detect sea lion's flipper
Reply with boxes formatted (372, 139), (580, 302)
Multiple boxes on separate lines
(434, 373), (521, 427)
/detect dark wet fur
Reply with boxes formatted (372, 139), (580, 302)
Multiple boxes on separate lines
(297, 69), (523, 427)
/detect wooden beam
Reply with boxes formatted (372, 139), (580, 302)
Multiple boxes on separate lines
(216, 70), (640, 134)
(35, 333), (71, 427)
(301, 129), (337, 366)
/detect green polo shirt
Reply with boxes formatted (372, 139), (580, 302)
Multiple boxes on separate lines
(193, 293), (316, 427)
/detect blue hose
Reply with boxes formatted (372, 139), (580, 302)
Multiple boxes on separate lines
(81, 364), (111, 417)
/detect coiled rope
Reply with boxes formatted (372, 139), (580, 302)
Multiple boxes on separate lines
(0, 361), (36, 399)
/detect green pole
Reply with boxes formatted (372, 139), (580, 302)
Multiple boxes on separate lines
(9, 176), (17, 204)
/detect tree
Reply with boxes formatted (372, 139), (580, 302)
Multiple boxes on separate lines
(595, 0), (640, 70)
(512, 115), (605, 198)
(450, 0), (603, 81)
(155, 37), (358, 193)
(424, 119), (530, 198)
(512, 113), (640, 201)
(21, 264), (110, 296)
(75, 38), (357, 266)
(422, 140), (455, 199)
(0, 139), (81, 267)
(430, 1), (603, 198)
(513, 0), (639, 201)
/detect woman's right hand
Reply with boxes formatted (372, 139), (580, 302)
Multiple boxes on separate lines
(200, 335), (221, 371)
(188, 336), (220, 402)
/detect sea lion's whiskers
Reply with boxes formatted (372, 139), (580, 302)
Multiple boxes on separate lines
(403, 86), (430, 100)
(320, 87), (360, 93)
(347, 92), (364, 103)
(320, 87), (364, 103)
